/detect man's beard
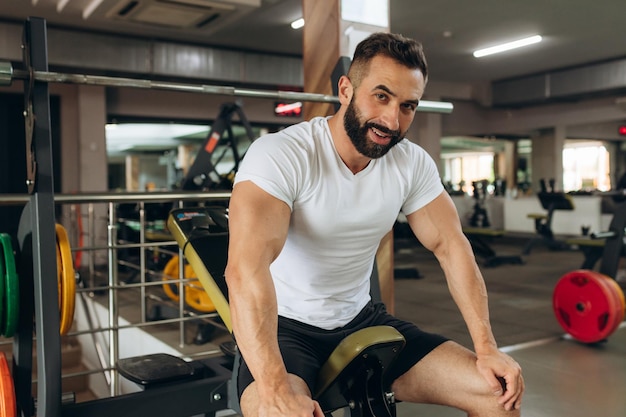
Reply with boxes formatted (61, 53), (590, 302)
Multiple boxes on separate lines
(343, 98), (403, 159)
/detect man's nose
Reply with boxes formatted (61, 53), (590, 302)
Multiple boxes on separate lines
(379, 106), (400, 132)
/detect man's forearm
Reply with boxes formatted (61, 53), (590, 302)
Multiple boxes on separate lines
(441, 249), (499, 353)
(228, 271), (291, 397)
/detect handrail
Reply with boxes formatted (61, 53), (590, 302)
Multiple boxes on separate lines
(0, 191), (231, 205)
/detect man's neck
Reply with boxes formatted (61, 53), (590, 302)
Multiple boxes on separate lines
(327, 114), (371, 174)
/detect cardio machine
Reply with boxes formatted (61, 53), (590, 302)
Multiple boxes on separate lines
(523, 179), (575, 255)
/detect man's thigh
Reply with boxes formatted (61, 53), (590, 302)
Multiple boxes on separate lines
(238, 303), (450, 398)
(391, 340), (499, 410)
(237, 315), (342, 398)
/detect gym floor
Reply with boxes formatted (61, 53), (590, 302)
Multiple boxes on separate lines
(393, 235), (626, 417)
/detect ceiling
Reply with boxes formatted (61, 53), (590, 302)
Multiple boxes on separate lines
(1, 0), (625, 84)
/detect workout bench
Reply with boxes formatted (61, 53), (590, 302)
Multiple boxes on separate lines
(463, 227), (523, 268)
(566, 195), (626, 272)
(117, 206), (407, 417)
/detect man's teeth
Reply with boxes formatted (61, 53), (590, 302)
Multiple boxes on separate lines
(372, 127), (388, 137)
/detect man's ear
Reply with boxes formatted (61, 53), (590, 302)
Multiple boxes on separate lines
(338, 75), (353, 105)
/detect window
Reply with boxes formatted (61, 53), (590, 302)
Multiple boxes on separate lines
(562, 140), (610, 192)
(442, 152), (495, 195)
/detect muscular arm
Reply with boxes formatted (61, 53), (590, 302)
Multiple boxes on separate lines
(225, 180), (291, 395)
(406, 191), (496, 353)
(225, 181), (323, 417)
(406, 191), (523, 409)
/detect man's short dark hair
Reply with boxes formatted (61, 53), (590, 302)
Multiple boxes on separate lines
(348, 32), (428, 87)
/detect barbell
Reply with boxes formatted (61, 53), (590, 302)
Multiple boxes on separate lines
(0, 60), (454, 114)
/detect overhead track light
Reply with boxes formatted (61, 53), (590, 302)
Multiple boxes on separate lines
(473, 35), (542, 58)
(291, 18), (304, 29)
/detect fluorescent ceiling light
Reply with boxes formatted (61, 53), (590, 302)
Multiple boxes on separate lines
(473, 35), (542, 58)
(291, 18), (304, 29)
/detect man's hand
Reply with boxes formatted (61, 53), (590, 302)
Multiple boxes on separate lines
(259, 393), (324, 417)
(248, 374), (325, 417)
(476, 350), (524, 411)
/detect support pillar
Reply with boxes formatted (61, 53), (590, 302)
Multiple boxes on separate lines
(410, 112), (443, 170)
(531, 126), (565, 191)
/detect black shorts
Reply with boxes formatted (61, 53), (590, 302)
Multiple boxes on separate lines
(236, 301), (448, 399)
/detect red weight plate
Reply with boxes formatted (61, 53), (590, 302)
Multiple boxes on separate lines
(553, 270), (621, 343)
(584, 270), (626, 337)
(0, 352), (16, 417)
(599, 274), (626, 334)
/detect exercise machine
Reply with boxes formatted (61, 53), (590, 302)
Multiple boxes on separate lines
(463, 180), (523, 267)
(566, 193), (626, 272)
(523, 179), (575, 255)
(179, 101), (256, 191)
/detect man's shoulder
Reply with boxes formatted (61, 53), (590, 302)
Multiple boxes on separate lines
(388, 138), (428, 159)
(255, 117), (328, 150)
(276, 117), (328, 140)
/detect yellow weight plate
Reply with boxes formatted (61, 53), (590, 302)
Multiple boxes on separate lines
(162, 255), (216, 313)
(162, 256), (182, 302)
(185, 280), (216, 313)
(56, 224), (75, 335)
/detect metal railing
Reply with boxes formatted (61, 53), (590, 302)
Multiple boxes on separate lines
(1, 190), (231, 397)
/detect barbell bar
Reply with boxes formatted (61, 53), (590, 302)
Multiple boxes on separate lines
(0, 61), (454, 114)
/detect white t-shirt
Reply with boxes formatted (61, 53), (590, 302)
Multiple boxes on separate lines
(234, 116), (443, 329)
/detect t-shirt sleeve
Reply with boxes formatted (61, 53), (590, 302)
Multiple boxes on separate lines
(234, 132), (305, 211)
(401, 146), (444, 215)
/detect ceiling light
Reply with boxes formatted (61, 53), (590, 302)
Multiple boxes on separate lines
(291, 18), (304, 30)
(473, 35), (542, 58)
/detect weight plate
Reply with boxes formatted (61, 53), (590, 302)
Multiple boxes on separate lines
(56, 241), (62, 307)
(185, 280), (216, 313)
(599, 275), (626, 333)
(162, 256), (216, 313)
(162, 256), (183, 302)
(553, 270), (623, 343)
(56, 224), (76, 336)
(0, 352), (16, 417)
(0, 235), (7, 334)
(0, 233), (19, 338)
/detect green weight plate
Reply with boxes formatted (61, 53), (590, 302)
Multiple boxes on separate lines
(0, 239), (6, 336)
(0, 234), (18, 337)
